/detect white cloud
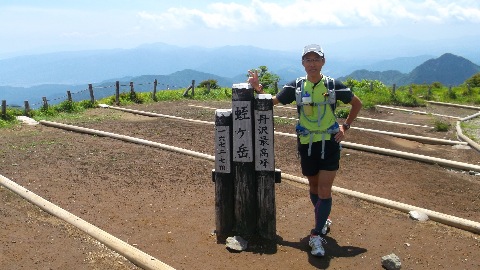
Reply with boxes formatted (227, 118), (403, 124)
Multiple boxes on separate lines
(138, 0), (480, 30)
(0, 0), (478, 54)
(138, 2), (259, 30)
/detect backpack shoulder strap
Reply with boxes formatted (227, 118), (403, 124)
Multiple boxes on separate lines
(323, 75), (335, 90)
(295, 77), (306, 105)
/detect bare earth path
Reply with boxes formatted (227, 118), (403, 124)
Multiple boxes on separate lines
(1, 100), (479, 269)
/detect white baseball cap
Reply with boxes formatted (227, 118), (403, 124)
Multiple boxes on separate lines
(302, 44), (324, 58)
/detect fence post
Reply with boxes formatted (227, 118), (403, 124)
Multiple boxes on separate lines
(1, 100), (6, 119)
(370, 82), (373, 92)
(254, 94), (277, 240)
(467, 83), (471, 95)
(231, 83), (256, 236)
(392, 84), (396, 95)
(130, 82), (136, 101)
(274, 81), (278, 94)
(67, 90), (72, 102)
(24, 101), (30, 117)
(213, 109), (234, 241)
(42, 97), (48, 110)
(115, 81), (120, 105)
(409, 85), (412, 95)
(153, 79), (158, 101)
(88, 84), (95, 103)
(130, 82), (135, 94)
(192, 80), (195, 97)
(207, 82), (211, 94)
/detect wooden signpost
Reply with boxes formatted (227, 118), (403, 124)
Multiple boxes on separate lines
(213, 83), (280, 242)
(214, 109), (234, 239)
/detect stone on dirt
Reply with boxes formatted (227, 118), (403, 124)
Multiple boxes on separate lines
(409, 210), (429, 221)
(226, 236), (248, 251)
(381, 253), (402, 270)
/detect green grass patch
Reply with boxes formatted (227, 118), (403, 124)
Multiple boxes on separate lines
(1, 80), (479, 129)
(432, 118), (451, 132)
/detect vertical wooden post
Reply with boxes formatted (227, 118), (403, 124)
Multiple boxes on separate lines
(392, 84), (396, 95)
(207, 82), (211, 94)
(254, 94), (276, 240)
(115, 81), (120, 105)
(409, 85), (413, 95)
(153, 79), (158, 101)
(24, 101), (30, 117)
(42, 97), (48, 110)
(191, 80), (195, 96)
(232, 83), (256, 236)
(67, 90), (72, 102)
(467, 83), (471, 95)
(370, 82), (373, 92)
(213, 109), (234, 241)
(274, 81), (278, 94)
(88, 84), (95, 103)
(130, 82), (135, 94)
(1, 100), (6, 119)
(130, 81), (136, 101)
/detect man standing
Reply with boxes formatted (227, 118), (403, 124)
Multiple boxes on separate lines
(248, 44), (362, 257)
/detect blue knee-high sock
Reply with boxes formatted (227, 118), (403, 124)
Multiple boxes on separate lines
(309, 192), (319, 206)
(313, 198), (332, 235)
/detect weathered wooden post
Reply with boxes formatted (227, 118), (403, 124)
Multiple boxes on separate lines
(370, 82), (373, 92)
(207, 82), (211, 94)
(191, 80), (195, 96)
(115, 81), (120, 105)
(392, 84), (396, 95)
(232, 83), (256, 236)
(88, 84), (95, 103)
(1, 100), (6, 119)
(130, 82), (135, 94)
(67, 90), (72, 102)
(409, 85), (413, 95)
(213, 109), (234, 241)
(153, 79), (158, 101)
(24, 101), (30, 117)
(42, 97), (48, 110)
(213, 83), (281, 241)
(254, 94), (276, 240)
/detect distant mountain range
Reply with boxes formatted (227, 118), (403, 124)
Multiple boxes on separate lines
(1, 43), (479, 107)
(339, 53), (480, 86)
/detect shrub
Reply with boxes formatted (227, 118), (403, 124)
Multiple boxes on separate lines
(335, 107), (350, 118)
(433, 118), (450, 132)
(198, 79), (219, 89)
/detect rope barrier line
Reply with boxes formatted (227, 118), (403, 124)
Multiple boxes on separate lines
(282, 174), (480, 234)
(375, 105), (463, 119)
(426, 101), (480, 110)
(205, 104), (433, 128)
(186, 104), (461, 145)
(10, 80), (182, 108)
(98, 105), (479, 171)
(0, 174), (175, 270)
(35, 120), (480, 234)
(99, 104), (214, 125)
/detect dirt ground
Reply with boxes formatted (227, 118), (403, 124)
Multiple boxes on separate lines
(1, 100), (479, 270)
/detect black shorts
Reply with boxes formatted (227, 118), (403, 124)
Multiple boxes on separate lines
(298, 139), (341, 176)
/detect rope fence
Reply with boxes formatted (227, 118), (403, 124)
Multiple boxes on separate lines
(1, 79), (193, 117)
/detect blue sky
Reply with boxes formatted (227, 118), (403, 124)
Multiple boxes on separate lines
(1, 0), (479, 59)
